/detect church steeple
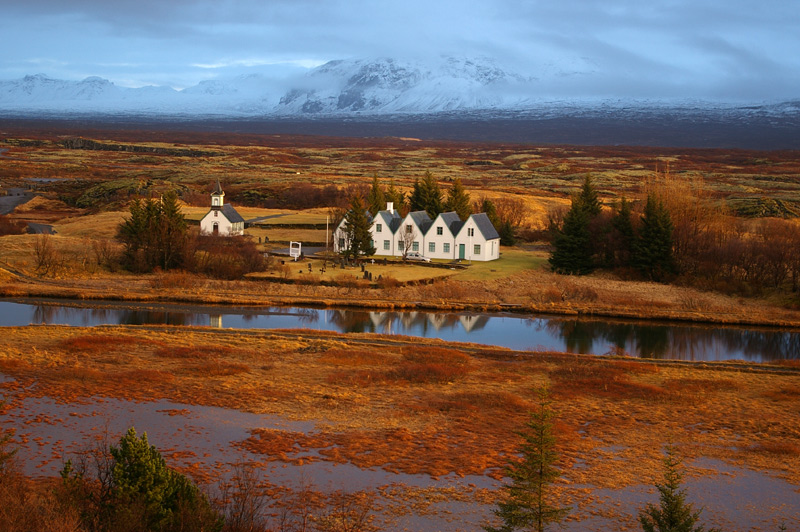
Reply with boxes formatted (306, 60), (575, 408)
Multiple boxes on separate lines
(211, 179), (225, 208)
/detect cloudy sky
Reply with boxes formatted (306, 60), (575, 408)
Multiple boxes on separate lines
(2, 0), (798, 101)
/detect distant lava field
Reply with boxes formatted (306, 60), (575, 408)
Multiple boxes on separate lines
(2, 108), (798, 149)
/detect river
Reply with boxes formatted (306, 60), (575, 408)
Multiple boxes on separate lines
(2, 298), (798, 362)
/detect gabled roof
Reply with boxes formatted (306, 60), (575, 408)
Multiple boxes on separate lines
(434, 212), (463, 236)
(220, 204), (244, 224)
(469, 212), (500, 240)
(374, 209), (402, 233)
(407, 210), (433, 234)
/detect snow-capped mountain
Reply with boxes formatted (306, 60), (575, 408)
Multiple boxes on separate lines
(275, 57), (532, 114)
(0, 57), (796, 126)
(0, 57), (551, 116)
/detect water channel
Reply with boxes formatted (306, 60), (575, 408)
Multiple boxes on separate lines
(2, 298), (798, 362)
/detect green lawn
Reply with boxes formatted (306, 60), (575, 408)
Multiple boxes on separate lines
(450, 248), (548, 281)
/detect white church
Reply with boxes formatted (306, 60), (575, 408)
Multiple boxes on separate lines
(333, 202), (500, 262)
(199, 180), (245, 236)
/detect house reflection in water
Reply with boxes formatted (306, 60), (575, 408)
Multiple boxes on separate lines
(209, 314), (222, 328)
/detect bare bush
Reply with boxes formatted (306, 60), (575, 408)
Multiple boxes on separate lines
(33, 234), (65, 277)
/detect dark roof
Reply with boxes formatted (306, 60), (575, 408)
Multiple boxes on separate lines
(408, 210), (433, 234)
(220, 203), (244, 224)
(470, 212), (500, 240)
(436, 212), (462, 236)
(375, 209), (402, 233)
(211, 179), (224, 195)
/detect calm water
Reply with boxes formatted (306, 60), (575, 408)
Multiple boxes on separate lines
(1, 298), (798, 362)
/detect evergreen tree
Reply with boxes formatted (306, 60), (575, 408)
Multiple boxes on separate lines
(409, 179), (424, 212)
(385, 181), (405, 212)
(485, 388), (570, 532)
(609, 197), (636, 268)
(61, 427), (221, 532)
(549, 197), (593, 275)
(366, 174), (386, 216)
(444, 177), (472, 220)
(549, 175), (602, 275)
(634, 194), (676, 281)
(639, 445), (718, 532)
(341, 196), (376, 260)
(412, 170), (443, 218)
(578, 174), (602, 217)
(155, 191), (188, 271)
(481, 198), (500, 227)
(117, 191), (188, 272)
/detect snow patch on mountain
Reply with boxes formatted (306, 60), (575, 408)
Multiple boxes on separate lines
(0, 57), (795, 119)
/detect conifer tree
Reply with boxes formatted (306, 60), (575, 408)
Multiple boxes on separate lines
(639, 445), (719, 532)
(485, 388), (570, 532)
(341, 196), (376, 260)
(609, 197), (636, 268)
(385, 181), (405, 212)
(117, 191), (188, 272)
(549, 175), (602, 275)
(409, 179), (424, 212)
(366, 174), (386, 216)
(634, 194), (676, 281)
(413, 170), (443, 218)
(549, 196), (593, 275)
(578, 174), (602, 217)
(444, 177), (472, 220)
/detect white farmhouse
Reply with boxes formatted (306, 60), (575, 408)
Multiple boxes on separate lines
(425, 212), (462, 260)
(397, 210), (433, 257)
(199, 180), (245, 236)
(453, 212), (500, 261)
(370, 202), (402, 256)
(333, 202), (501, 262)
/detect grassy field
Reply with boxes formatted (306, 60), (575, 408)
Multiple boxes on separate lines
(1, 127), (800, 529)
(0, 325), (798, 529)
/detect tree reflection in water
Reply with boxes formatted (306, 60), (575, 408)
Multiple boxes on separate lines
(5, 300), (800, 362)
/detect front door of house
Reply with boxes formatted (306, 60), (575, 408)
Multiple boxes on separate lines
(458, 244), (465, 260)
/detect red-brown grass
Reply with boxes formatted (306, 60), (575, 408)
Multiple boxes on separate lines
(326, 369), (384, 387)
(760, 385), (800, 402)
(747, 441), (800, 456)
(318, 348), (387, 366)
(388, 362), (470, 384)
(155, 345), (237, 359)
(662, 377), (741, 395)
(549, 361), (667, 400)
(193, 360), (250, 376)
(401, 346), (470, 365)
(59, 334), (155, 353)
(149, 270), (201, 290)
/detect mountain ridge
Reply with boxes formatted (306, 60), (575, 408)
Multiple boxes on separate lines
(2, 56), (796, 118)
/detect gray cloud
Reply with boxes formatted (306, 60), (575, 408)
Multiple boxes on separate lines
(1, 0), (797, 99)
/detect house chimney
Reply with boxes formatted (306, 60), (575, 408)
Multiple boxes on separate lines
(386, 201), (394, 214)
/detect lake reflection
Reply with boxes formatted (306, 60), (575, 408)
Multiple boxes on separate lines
(2, 298), (798, 362)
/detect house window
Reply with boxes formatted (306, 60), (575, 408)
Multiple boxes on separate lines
(398, 240), (403, 249)
(384, 240), (390, 250)
(406, 224), (412, 233)
(338, 238), (345, 249)
(412, 242), (419, 252)
(376, 223), (382, 233)
(214, 210), (218, 217)
(474, 244), (481, 255)
(436, 226), (443, 235)
(429, 242), (436, 253)
(468, 228), (474, 237)
(370, 240), (375, 248)
(443, 243), (450, 253)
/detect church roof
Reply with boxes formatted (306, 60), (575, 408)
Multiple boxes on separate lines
(211, 179), (224, 195)
(219, 204), (244, 224)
